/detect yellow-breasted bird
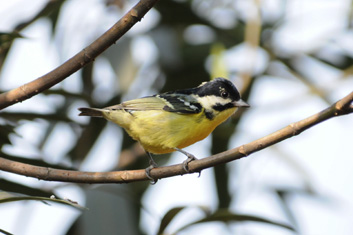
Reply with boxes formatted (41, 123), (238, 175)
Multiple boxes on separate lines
(78, 77), (249, 180)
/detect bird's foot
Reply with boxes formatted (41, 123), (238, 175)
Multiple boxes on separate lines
(175, 148), (197, 172)
(145, 152), (158, 184)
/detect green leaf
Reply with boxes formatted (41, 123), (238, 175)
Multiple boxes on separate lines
(174, 209), (295, 233)
(0, 123), (16, 148)
(157, 207), (185, 235)
(0, 192), (86, 210)
(157, 206), (211, 235)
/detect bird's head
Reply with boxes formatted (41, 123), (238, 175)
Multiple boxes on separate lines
(195, 77), (250, 113)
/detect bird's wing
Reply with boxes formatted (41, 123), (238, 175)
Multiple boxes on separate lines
(156, 93), (202, 114)
(104, 96), (166, 111)
(104, 94), (202, 114)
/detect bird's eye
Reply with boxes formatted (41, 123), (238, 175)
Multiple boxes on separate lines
(220, 90), (229, 98)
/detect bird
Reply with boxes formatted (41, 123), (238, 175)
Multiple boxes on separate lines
(78, 77), (249, 181)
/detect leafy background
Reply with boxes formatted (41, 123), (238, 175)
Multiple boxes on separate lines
(0, 0), (353, 234)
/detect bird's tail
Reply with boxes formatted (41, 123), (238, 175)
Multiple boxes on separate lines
(78, 107), (104, 117)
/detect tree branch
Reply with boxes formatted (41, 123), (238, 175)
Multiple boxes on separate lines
(0, 91), (352, 184)
(0, 0), (159, 110)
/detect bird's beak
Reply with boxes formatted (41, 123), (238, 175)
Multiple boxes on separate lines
(234, 99), (250, 108)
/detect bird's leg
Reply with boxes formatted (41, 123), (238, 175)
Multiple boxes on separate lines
(145, 152), (158, 184)
(174, 148), (197, 172)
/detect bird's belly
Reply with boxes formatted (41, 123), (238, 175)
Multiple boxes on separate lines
(124, 108), (236, 154)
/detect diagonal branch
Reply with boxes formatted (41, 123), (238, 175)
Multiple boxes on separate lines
(0, 0), (159, 110)
(0, 91), (352, 184)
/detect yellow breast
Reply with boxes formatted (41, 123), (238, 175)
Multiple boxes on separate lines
(103, 107), (237, 154)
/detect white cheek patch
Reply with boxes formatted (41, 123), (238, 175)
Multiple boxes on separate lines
(194, 95), (232, 110)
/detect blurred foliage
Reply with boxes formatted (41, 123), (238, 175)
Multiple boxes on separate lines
(157, 206), (294, 234)
(0, 123), (15, 149)
(0, 0), (352, 234)
(174, 208), (294, 234)
(0, 0), (64, 71)
(0, 31), (24, 55)
(0, 191), (86, 210)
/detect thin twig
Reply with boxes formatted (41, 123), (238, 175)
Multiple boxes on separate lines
(0, 91), (352, 184)
(0, 0), (159, 110)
